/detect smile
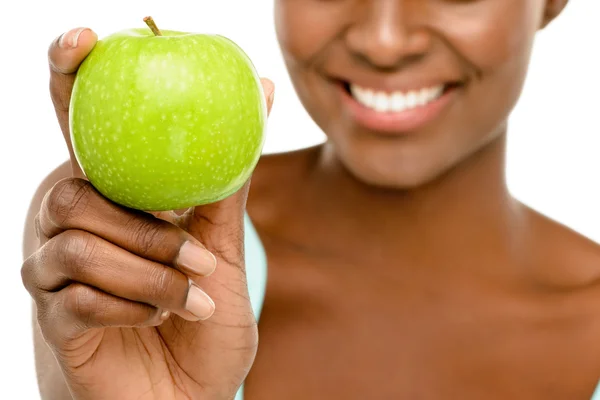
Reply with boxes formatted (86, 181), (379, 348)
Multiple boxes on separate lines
(349, 84), (445, 114)
(339, 81), (459, 134)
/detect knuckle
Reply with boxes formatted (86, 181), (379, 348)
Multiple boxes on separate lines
(125, 216), (171, 257)
(21, 255), (38, 295)
(63, 284), (102, 325)
(55, 230), (100, 279)
(46, 178), (94, 228)
(128, 302), (157, 327)
(146, 266), (178, 306)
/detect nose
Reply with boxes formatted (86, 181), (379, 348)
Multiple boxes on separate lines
(345, 0), (432, 70)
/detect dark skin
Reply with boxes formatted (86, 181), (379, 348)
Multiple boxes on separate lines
(21, 0), (600, 399)
(244, 0), (600, 398)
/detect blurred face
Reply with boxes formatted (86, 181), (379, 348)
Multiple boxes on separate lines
(275, 0), (563, 188)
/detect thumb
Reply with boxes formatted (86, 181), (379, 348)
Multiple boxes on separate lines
(186, 78), (274, 267)
(48, 27), (98, 178)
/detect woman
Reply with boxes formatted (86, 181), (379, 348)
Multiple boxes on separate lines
(21, 0), (600, 399)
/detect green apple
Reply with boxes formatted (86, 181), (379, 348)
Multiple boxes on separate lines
(70, 17), (267, 211)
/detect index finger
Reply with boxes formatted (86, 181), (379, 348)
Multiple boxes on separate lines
(48, 27), (98, 178)
(38, 178), (218, 278)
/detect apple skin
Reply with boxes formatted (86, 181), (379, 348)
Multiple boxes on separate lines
(70, 28), (267, 211)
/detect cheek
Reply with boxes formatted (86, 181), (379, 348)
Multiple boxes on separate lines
(430, 0), (543, 151)
(435, 0), (542, 73)
(275, 0), (349, 63)
(275, 1), (353, 141)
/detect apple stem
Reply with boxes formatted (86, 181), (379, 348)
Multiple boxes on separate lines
(143, 16), (163, 36)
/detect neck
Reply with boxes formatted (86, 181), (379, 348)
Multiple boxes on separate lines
(306, 133), (527, 275)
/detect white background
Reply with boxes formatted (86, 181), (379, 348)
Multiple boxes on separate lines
(0, 0), (598, 397)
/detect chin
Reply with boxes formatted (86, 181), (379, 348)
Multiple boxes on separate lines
(337, 149), (446, 191)
(327, 116), (507, 191)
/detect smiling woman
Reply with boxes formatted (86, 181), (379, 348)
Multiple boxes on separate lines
(274, 0), (555, 188)
(7, 0), (600, 399)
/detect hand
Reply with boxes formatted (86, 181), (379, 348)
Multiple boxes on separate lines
(22, 27), (275, 400)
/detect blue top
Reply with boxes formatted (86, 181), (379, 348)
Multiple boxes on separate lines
(235, 214), (268, 400)
(238, 215), (600, 400)
(592, 384), (600, 400)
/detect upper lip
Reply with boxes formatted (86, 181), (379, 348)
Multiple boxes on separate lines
(335, 75), (462, 93)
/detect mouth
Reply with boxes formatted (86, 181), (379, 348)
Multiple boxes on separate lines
(338, 81), (461, 134)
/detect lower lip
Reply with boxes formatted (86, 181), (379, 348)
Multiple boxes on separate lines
(340, 84), (457, 134)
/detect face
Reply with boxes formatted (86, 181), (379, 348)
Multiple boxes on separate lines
(275, 0), (566, 188)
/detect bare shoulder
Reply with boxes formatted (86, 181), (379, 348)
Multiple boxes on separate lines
(524, 206), (600, 377)
(247, 145), (322, 226)
(22, 161), (71, 259)
(524, 204), (600, 290)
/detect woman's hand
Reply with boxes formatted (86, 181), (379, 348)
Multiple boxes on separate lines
(21, 27), (274, 400)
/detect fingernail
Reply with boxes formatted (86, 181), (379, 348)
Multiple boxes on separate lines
(160, 310), (171, 321)
(59, 27), (89, 49)
(186, 284), (215, 321)
(269, 88), (275, 106)
(177, 241), (217, 276)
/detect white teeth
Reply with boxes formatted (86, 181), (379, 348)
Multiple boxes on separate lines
(406, 91), (418, 108)
(350, 84), (445, 113)
(391, 93), (405, 112)
(362, 89), (374, 105)
(374, 93), (388, 112)
(417, 90), (429, 106)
